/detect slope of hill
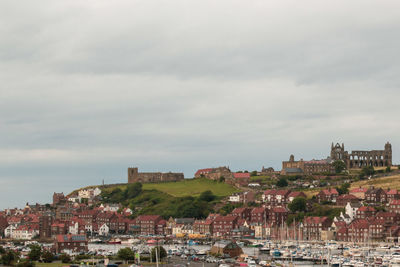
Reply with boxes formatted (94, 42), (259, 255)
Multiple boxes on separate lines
(100, 178), (240, 198)
(350, 173), (400, 190)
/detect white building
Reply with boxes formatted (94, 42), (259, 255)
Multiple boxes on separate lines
(98, 224), (109, 236)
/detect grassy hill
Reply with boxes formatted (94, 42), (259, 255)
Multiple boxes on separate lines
(350, 173), (400, 190)
(100, 178), (240, 198)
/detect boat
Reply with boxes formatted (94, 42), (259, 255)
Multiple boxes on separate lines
(108, 238), (121, 244)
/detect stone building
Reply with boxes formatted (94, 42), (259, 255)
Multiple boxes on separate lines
(281, 155), (334, 175)
(194, 166), (233, 180)
(331, 142), (392, 169)
(128, 167), (184, 184)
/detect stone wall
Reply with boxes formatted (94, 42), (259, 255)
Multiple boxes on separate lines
(128, 167), (184, 183)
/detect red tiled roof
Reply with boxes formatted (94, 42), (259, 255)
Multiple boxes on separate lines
(271, 207), (287, 213)
(321, 188), (339, 195)
(195, 168), (213, 176)
(350, 187), (367, 193)
(233, 173), (250, 179)
(390, 200), (400, 205)
(358, 206), (375, 212)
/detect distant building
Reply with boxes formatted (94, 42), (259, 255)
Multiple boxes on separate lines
(281, 155), (334, 175)
(128, 167), (184, 183)
(194, 167), (233, 180)
(330, 142), (392, 168)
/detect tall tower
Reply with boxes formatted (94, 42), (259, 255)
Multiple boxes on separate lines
(384, 142), (392, 166)
(331, 142), (345, 160)
(128, 167), (139, 183)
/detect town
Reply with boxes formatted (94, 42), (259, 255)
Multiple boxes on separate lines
(1, 142), (400, 266)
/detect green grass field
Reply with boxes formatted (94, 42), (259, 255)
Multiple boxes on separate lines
(141, 178), (239, 197)
(76, 178), (239, 198)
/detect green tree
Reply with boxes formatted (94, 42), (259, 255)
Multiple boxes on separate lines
(42, 251), (54, 263)
(250, 171), (258, 177)
(336, 183), (350, 195)
(60, 254), (71, 263)
(28, 245), (41, 261)
(360, 166), (375, 177)
(126, 182), (143, 199)
(2, 250), (19, 266)
(332, 160), (346, 174)
(117, 247), (135, 263)
(199, 190), (216, 202)
(219, 176), (225, 183)
(386, 166), (391, 173)
(276, 178), (288, 187)
(151, 246), (167, 262)
(288, 197), (307, 213)
(0, 246), (5, 254)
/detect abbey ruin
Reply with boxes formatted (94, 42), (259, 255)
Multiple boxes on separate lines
(331, 142), (392, 169)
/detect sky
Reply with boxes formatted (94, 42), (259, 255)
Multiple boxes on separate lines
(1, 0), (400, 209)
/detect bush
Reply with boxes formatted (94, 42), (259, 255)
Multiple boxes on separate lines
(199, 190), (216, 202)
(288, 197), (307, 213)
(60, 254), (71, 263)
(42, 251), (54, 263)
(28, 245), (41, 261)
(276, 178), (288, 187)
(117, 247), (135, 262)
(386, 166), (391, 173)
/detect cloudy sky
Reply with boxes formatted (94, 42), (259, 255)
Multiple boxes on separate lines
(1, 0), (399, 209)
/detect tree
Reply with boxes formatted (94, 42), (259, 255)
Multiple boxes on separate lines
(0, 246), (5, 254)
(42, 251), (54, 263)
(1, 250), (19, 266)
(219, 176), (225, 183)
(126, 182), (143, 199)
(288, 197), (307, 213)
(361, 166), (375, 176)
(332, 160), (346, 174)
(117, 247), (135, 263)
(386, 166), (391, 173)
(199, 190), (216, 202)
(60, 254), (71, 263)
(336, 183), (350, 195)
(151, 246), (167, 262)
(276, 178), (288, 187)
(28, 245), (41, 261)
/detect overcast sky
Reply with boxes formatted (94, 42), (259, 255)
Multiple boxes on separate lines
(1, 0), (399, 209)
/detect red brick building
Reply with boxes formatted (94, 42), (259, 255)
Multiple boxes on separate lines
(193, 220), (213, 235)
(356, 206), (376, 219)
(302, 216), (332, 240)
(213, 215), (238, 237)
(365, 187), (387, 203)
(389, 200), (400, 214)
(55, 234), (88, 253)
(135, 215), (163, 235)
(251, 207), (268, 224)
(336, 194), (359, 206)
(269, 207), (288, 226)
(231, 208), (251, 221)
(316, 188), (339, 203)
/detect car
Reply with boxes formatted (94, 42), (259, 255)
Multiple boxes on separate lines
(181, 254), (187, 259)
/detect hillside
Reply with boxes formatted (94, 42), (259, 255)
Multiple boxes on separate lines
(100, 178), (240, 198)
(350, 173), (400, 190)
